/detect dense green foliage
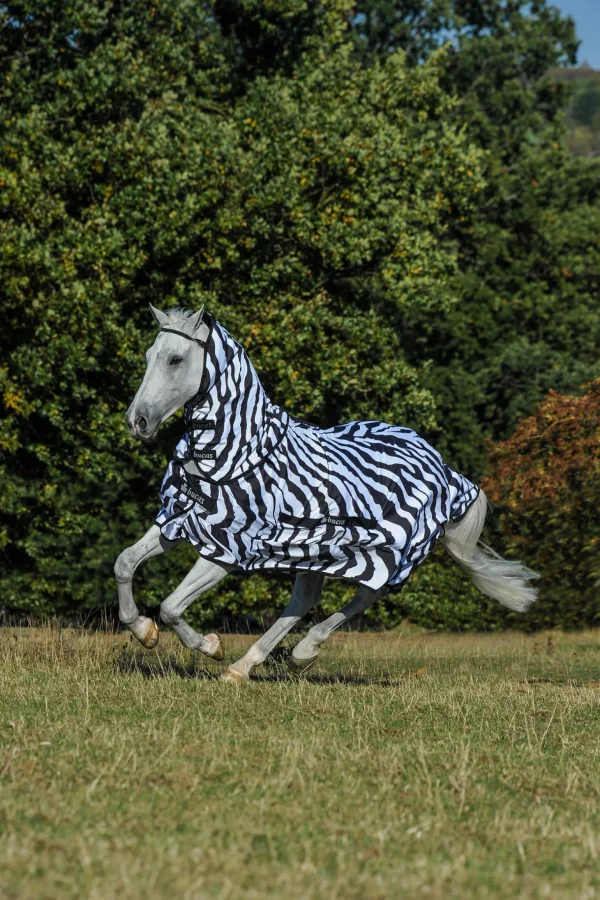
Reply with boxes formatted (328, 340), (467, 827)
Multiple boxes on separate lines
(353, 0), (600, 476)
(0, 0), (482, 617)
(1, 0), (598, 629)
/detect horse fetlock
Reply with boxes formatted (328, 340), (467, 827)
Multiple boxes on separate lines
(244, 646), (268, 668)
(292, 634), (320, 658)
(118, 608), (139, 626)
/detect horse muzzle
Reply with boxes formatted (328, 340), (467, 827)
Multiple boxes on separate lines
(126, 407), (157, 442)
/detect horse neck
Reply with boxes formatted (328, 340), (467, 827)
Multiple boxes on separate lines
(183, 319), (281, 481)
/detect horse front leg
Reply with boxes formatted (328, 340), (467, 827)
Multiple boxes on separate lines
(114, 524), (172, 648)
(288, 584), (388, 672)
(159, 556), (233, 660)
(221, 572), (325, 683)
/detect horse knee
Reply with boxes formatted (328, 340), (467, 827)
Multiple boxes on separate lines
(160, 599), (180, 627)
(114, 547), (136, 584)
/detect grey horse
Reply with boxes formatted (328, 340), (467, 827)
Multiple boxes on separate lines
(115, 305), (537, 682)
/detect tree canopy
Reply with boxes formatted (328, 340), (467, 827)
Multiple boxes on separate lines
(1, 0), (598, 627)
(351, 0), (600, 475)
(0, 0), (482, 616)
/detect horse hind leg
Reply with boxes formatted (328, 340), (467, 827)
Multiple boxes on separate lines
(221, 572), (325, 683)
(441, 488), (539, 612)
(289, 584), (388, 672)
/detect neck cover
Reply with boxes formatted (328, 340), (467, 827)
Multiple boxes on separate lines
(181, 315), (289, 483)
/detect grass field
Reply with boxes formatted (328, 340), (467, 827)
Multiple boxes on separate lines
(2, 626), (600, 899)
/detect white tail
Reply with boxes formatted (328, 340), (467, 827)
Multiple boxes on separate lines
(441, 489), (538, 612)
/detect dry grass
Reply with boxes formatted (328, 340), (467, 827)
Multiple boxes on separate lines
(2, 625), (600, 899)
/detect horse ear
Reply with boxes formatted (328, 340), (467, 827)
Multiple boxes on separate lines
(183, 306), (205, 335)
(149, 303), (169, 327)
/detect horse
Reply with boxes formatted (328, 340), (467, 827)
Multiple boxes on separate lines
(115, 305), (538, 682)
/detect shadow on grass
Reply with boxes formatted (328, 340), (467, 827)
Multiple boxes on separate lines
(115, 652), (405, 687)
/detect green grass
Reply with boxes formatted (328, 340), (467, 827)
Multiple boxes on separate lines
(2, 626), (600, 899)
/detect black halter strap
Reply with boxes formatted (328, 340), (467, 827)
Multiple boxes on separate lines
(160, 327), (206, 348)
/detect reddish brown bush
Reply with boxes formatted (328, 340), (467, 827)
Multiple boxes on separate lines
(483, 380), (600, 628)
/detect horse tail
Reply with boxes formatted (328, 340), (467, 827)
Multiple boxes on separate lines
(441, 489), (539, 613)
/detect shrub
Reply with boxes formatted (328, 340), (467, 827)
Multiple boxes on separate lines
(483, 380), (600, 629)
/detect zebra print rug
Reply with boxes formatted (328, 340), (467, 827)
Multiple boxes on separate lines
(156, 315), (478, 591)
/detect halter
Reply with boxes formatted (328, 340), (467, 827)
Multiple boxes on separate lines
(160, 327), (206, 348)
(160, 321), (212, 412)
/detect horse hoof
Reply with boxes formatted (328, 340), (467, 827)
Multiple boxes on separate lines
(139, 619), (159, 649)
(288, 653), (318, 674)
(220, 667), (248, 684)
(204, 633), (224, 661)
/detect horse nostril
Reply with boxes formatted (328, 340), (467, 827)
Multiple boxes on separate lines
(135, 415), (148, 434)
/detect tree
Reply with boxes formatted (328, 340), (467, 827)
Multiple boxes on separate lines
(0, 0), (483, 617)
(572, 85), (600, 128)
(351, 1), (600, 478)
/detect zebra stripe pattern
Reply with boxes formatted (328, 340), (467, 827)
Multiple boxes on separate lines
(157, 315), (479, 591)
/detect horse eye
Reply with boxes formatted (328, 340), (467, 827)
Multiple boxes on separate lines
(169, 356), (183, 367)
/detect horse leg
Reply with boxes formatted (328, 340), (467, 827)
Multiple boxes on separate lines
(221, 572), (325, 683)
(288, 584), (388, 672)
(114, 524), (174, 648)
(159, 556), (233, 659)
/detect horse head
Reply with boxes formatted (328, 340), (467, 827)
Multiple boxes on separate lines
(126, 304), (207, 441)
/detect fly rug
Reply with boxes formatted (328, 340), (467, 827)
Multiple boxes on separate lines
(115, 305), (538, 682)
